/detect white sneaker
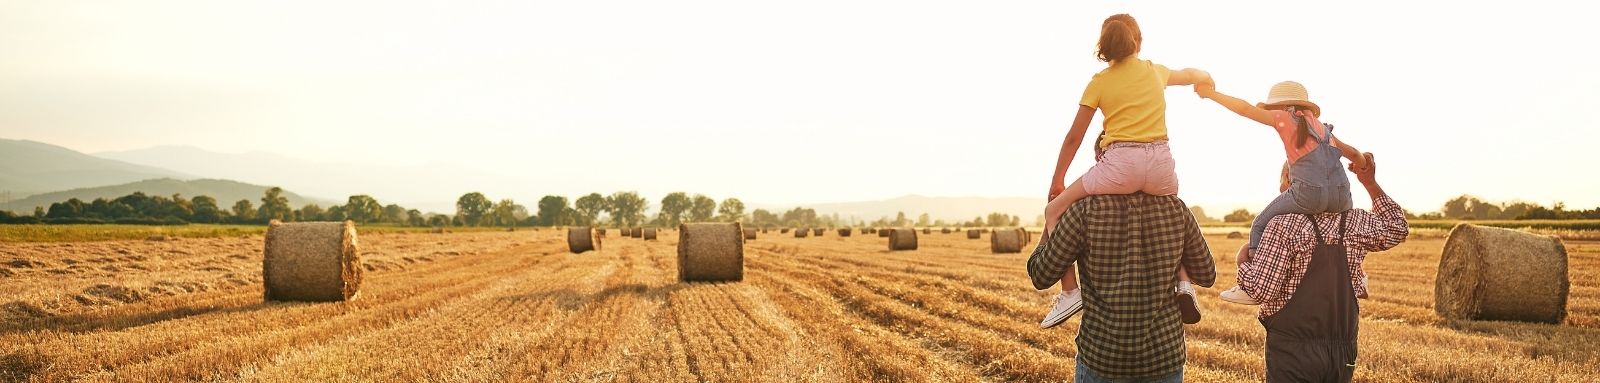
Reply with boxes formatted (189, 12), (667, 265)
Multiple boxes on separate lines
(1040, 289), (1082, 329)
(1175, 283), (1202, 324)
(1219, 286), (1259, 305)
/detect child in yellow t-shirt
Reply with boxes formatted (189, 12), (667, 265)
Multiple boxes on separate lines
(1039, 13), (1213, 329)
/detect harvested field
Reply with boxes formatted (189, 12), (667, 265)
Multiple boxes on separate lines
(1, 230), (1597, 382)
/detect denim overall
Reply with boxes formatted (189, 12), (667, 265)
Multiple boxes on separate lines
(1248, 114), (1352, 249)
(1263, 213), (1358, 382)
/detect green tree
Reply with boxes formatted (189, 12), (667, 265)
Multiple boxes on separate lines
(987, 212), (1012, 228)
(406, 209), (424, 226)
(341, 195), (382, 223)
(257, 187), (292, 222)
(751, 208), (778, 227)
(231, 199), (257, 223)
(916, 213), (931, 227)
(536, 196), (570, 226)
(382, 204), (407, 224)
(574, 193), (609, 226)
(605, 191), (649, 227)
(894, 211), (908, 227)
(658, 192), (691, 226)
(716, 198), (746, 222)
(427, 214), (450, 227)
(689, 194), (716, 222)
(1224, 209), (1255, 223)
(456, 192), (493, 226)
(298, 204), (325, 221)
(1442, 195), (1473, 219)
(495, 199), (523, 227)
(191, 195), (223, 223)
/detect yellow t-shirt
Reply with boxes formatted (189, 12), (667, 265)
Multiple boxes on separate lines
(1079, 58), (1171, 149)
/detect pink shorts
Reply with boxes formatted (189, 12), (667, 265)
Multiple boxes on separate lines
(1082, 141), (1179, 196)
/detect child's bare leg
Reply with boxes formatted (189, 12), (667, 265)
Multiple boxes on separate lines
(1043, 179), (1090, 293)
(1059, 265), (1080, 291)
(1042, 179), (1090, 239)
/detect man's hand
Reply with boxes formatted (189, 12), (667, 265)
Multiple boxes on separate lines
(1350, 152), (1376, 185)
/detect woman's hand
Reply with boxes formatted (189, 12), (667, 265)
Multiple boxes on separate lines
(1048, 183), (1066, 201)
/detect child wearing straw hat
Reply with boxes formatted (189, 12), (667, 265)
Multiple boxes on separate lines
(1195, 80), (1371, 305)
(1038, 13), (1215, 329)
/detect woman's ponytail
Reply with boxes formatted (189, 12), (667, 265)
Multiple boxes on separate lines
(1096, 14), (1142, 63)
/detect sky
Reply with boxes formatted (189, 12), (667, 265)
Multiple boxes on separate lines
(1, 1), (1596, 214)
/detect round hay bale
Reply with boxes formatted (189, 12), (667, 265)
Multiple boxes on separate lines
(677, 223), (744, 282)
(631, 227), (643, 238)
(888, 228), (918, 251)
(263, 220), (362, 302)
(878, 228), (891, 238)
(837, 228), (852, 237)
(1021, 228), (1032, 245)
(795, 229), (809, 238)
(921, 228), (931, 234)
(991, 228), (1024, 253)
(941, 227), (952, 234)
(781, 228), (791, 234)
(568, 226), (599, 253)
(967, 229), (981, 239)
(743, 227), (758, 240)
(431, 226), (445, 234)
(643, 228), (658, 240)
(1227, 231), (1244, 239)
(813, 227), (825, 236)
(145, 235), (171, 242)
(1435, 224), (1568, 323)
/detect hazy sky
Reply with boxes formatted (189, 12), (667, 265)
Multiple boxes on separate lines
(2, 1), (1596, 213)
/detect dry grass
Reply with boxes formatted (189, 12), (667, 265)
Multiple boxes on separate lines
(0, 228), (1596, 382)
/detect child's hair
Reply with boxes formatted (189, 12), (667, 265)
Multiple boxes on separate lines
(1287, 106), (1314, 148)
(1097, 14), (1141, 63)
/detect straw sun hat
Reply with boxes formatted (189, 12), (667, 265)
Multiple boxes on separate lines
(1256, 81), (1320, 117)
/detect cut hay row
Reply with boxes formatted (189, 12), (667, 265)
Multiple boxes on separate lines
(1436, 223), (1569, 323)
(262, 220), (362, 302)
(677, 222), (744, 282)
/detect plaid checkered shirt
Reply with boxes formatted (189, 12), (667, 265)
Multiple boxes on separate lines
(1027, 193), (1215, 379)
(1236, 194), (1408, 320)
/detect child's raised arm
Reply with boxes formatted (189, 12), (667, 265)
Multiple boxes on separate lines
(1166, 68), (1210, 86)
(1049, 105), (1096, 199)
(1331, 136), (1368, 170)
(1197, 86), (1276, 126)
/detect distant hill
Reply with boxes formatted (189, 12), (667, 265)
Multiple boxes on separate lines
(0, 139), (189, 198)
(0, 178), (332, 213)
(757, 194), (1046, 225)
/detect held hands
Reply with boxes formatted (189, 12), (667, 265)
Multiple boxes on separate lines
(1193, 71), (1218, 99)
(1349, 152), (1376, 185)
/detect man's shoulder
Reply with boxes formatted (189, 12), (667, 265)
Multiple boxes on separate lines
(1071, 194), (1191, 219)
(1264, 209), (1375, 229)
(1076, 193), (1188, 207)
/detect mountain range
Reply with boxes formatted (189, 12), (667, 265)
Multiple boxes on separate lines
(0, 178), (330, 213)
(0, 139), (188, 198)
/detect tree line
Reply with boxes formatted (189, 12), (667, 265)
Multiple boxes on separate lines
(0, 187), (1032, 229)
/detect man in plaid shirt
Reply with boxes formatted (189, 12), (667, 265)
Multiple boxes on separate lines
(1227, 153), (1407, 319)
(1027, 193), (1215, 382)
